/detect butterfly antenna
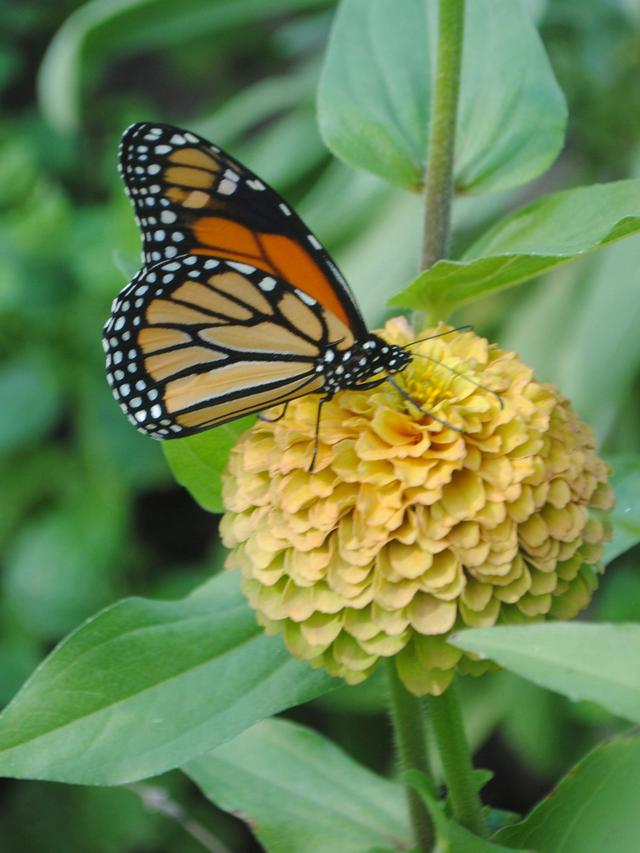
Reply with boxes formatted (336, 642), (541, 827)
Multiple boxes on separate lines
(384, 376), (461, 432)
(409, 352), (504, 409)
(405, 325), (473, 348)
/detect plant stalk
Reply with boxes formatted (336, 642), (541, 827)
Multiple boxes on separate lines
(421, 0), (465, 270)
(386, 660), (435, 852)
(426, 678), (486, 837)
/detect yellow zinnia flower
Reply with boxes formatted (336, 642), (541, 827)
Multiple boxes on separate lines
(220, 319), (613, 696)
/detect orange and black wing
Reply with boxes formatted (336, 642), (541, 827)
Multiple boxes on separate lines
(119, 122), (368, 340)
(102, 255), (357, 437)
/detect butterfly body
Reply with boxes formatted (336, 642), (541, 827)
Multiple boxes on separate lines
(104, 122), (412, 439)
(317, 336), (410, 398)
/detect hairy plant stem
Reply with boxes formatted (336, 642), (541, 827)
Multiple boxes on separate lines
(386, 660), (435, 852)
(421, 0), (465, 271)
(389, 0), (481, 846)
(427, 678), (487, 837)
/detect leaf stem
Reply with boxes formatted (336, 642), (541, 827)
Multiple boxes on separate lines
(127, 783), (233, 853)
(421, 0), (465, 270)
(385, 660), (435, 852)
(426, 677), (486, 837)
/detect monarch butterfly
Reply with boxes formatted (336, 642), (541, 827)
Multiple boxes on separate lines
(103, 122), (431, 457)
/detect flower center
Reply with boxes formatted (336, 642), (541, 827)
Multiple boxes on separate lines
(400, 352), (474, 410)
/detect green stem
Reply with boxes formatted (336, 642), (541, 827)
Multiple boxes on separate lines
(426, 677), (486, 837)
(386, 660), (435, 852)
(421, 0), (465, 271)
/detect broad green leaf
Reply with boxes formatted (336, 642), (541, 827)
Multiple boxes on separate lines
(603, 455), (640, 563)
(162, 417), (254, 514)
(495, 731), (640, 852)
(186, 718), (411, 853)
(390, 179), (640, 314)
(406, 770), (522, 853)
(340, 191), (423, 325)
(451, 623), (640, 723)
(498, 234), (640, 444)
(0, 572), (337, 785)
(318, 0), (565, 193)
(552, 236), (640, 440)
(38, 0), (331, 132)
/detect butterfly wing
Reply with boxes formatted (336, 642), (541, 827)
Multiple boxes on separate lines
(119, 122), (368, 339)
(103, 255), (357, 437)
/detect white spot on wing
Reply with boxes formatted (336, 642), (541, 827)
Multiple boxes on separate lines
(227, 261), (255, 274)
(218, 178), (236, 195)
(295, 288), (316, 306)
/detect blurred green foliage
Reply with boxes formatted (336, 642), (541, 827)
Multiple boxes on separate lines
(1, 0), (640, 850)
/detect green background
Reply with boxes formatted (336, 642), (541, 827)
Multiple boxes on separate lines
(1, 0), (640, 850)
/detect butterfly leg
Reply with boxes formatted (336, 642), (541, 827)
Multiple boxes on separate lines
(258, 403), (290, 423)
(352, 377), (387, 392)
(308, 396), (330, 473)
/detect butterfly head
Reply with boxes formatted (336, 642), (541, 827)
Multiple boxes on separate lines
(318, 334), (411, 397)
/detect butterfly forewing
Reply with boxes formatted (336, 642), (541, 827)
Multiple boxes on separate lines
(103, 255), (356, 437)
(119, 122), (367, 337)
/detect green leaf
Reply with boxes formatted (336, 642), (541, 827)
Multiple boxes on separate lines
(450, 623), (640, 723)
(318, 0), (565, 193)
(405, 771), (521, 853)
(495, 731), (640, 852)
(0, 572), (337, 785)
(603, 455), (640, 563)
(185, 718), (411, 853)
(390, 179), (640, 314)
(550, 235), (640, 441)
(162, 417), (254, 514)
(38, 0), (330, 132)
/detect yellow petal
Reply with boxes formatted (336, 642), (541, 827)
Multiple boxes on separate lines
(407, 594), (457, 634)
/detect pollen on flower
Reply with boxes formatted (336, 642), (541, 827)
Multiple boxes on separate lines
(220, 318), (614, 696)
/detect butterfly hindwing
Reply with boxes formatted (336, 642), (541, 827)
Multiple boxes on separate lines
(103, 255), (357, 437)
(119, 122), (367, 338)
